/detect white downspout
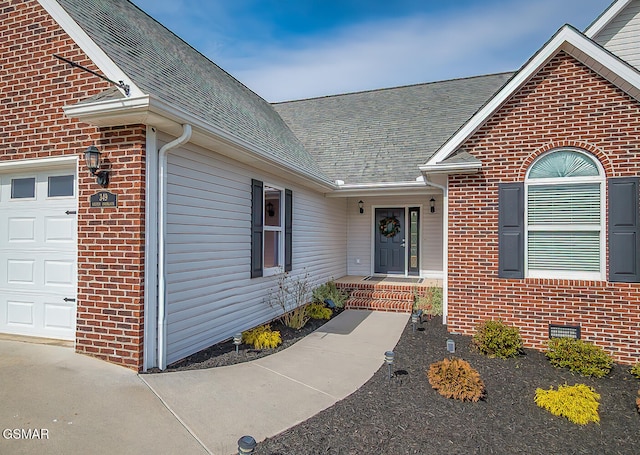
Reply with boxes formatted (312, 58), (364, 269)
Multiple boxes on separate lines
(157, 124), (192, 370)
(423, 175), (449, 324)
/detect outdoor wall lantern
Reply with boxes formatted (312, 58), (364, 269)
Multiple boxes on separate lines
(84, 145), (109, 187)
(430, 197), (436, 213)
(266, 201), (275, 217)
(358, 200), (364, 214)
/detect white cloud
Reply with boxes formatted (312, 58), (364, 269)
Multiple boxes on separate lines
(220, 0), (610, 101)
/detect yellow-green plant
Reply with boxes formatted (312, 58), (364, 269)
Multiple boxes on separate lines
(546, 338), (613, 378)
(312, 280), (347, 308)
(242, 325), (282, 349)
(472, 319), (523, 359)
(426, 357), (485, 402)
(534, 384), (600, 425)
(306, 303), (332, 320)
(630, 362), (640, 379)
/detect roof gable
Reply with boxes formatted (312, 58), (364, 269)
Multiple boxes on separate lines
(584, 0), (635, 37)
(422, 25), (640, 171)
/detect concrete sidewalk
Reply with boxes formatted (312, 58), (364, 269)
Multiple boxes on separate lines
(0, 310), (408, 455)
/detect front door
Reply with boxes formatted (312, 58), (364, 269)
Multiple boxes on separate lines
(374, 208), (405, 274)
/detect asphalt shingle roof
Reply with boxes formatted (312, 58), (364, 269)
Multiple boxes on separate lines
(56, 0), (330, 184)
(273, 73), (513, 185)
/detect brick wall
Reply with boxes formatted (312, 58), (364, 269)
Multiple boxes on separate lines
(1, 1), (146, 370)
(447, 52), (640, 365)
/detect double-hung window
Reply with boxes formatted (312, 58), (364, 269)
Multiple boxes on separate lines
(263, 186), (283, 270)
(525, 149), (604, 280)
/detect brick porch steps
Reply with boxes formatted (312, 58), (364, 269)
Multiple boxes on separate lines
(336, 280), (423, 314)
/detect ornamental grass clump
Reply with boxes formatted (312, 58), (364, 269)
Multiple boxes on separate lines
(472, 319), (523, 359)
(545, 338), (613, 378)
(306, 303), (333, 320)
(535, 384), (600, 425)
(242, 324), (282, 349)
(427, 357), (485, 402)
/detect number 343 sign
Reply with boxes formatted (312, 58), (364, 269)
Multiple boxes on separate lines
(90, 191), (117, 208)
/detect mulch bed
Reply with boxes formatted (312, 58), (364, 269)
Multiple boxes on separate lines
(256, 315), (640, 455)
(162, 316), (335, 372)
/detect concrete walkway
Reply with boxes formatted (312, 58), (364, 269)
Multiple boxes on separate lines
(0, 310), (408, 455)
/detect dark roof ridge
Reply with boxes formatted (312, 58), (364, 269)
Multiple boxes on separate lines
(273, 71), (516, 105)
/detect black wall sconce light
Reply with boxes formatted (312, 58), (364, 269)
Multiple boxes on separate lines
(84, 145), (109, 187)
(430, 197), (436, 213)
(266, 201), (275, 217)
(358, 200), (364, 214)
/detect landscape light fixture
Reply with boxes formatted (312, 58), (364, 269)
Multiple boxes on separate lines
(430, 197), (436, 213)
(84, 145), (109, 187)
(447, 339), (455, 353)
(384, 350), (395, 381)
(411, 313), (419, 332)
(237, 435), (257, 454)
(358, 200), (364, 214)
(233, 333), (242, 355)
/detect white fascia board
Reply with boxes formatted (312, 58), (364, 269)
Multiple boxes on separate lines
(419, 161), (482, 175)
(424, 25), (640, 169)
(326, 181), (435, 197)
(63, 95), (336, 191)
(0, 154), (78, 171)
(584, 0), (633, 38)
(37, 0), (142, 98)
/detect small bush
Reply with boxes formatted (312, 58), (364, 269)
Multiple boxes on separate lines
(242, 325), (282, 349)
(472, 320), (523, 359)
(414, 286), (443, 316)
(280, 306), (309, 330)
(306, 303), (333, 320)
(312, 280), (347, 308)
(427, 357), (485, 402)
(546, 338), (613, 378)
(630, 362), (640, 379)
(535, 384), (600, 425)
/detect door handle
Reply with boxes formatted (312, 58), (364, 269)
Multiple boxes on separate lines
(401, 238), (406, 248)
(65, 210), (77, 215)
(63, 297), (76, 302)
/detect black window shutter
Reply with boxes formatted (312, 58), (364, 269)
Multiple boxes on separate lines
(498, 182), (525, 278)
(251, 179), (263, 278)
(284, 189), (293, 272)
(608, 177), (640, 282)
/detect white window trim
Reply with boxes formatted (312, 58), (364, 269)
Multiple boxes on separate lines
(524, 149), (606, 281)
(262, 183), (285, 277)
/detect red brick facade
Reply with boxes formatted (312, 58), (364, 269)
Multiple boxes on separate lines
(1, 1), (146, 370)
(447, 52), (640, 365)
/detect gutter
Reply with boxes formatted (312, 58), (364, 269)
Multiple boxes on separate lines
(157, 124), (193, 370)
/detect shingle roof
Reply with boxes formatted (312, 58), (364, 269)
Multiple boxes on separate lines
(56, 0), (330, 184)
(273, 73), (513, 185)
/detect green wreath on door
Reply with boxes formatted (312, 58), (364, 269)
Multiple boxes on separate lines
(379, 216), (401, 238)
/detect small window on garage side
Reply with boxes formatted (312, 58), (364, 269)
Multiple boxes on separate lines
(11, 177), (36, 199)
(48, 175), (74, 197)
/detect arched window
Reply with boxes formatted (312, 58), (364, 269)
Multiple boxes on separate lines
(525, 149), (604, 279)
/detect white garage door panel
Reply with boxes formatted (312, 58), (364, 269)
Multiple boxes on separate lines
(0, 168), (77, 341)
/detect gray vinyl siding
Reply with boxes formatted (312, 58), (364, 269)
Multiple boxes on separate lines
(346, 196), (443, 277)
(164, 143), (347, 365)
(592, 0), (640, 70)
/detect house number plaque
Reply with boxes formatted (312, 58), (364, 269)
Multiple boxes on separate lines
(90, 191), (117, 208)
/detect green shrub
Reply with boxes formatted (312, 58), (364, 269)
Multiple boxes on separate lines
(306, 303), (333, 320)
(535, 384), (600, 425)
(545, 338), (613, 378)
(242, 325), (282, 349)
(426, 358), (485, 402)
(414, 286), (443, 316)
(630, 362), (640, 379)
(472, 320), (523, 359)
(312, 280), (347, 308)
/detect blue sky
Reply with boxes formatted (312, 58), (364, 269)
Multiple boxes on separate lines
(130, 0), (612, 102)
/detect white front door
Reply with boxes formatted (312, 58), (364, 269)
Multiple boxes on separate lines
(0, 167), (77, 340)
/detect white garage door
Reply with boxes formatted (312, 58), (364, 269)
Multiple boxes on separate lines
(0, 167), (77, 340)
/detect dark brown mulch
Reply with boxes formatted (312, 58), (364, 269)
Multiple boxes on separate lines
(258, 316), (640, 455)
(160, 316), (337, 372)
